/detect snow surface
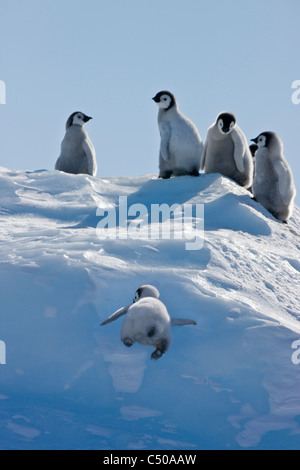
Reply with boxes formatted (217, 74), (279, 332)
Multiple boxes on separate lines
(0, 166), (299, 450)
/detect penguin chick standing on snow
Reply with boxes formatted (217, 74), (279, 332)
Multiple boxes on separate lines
(201, 112), (253, 188)
(251, 131), (296, 222)
(55, 111), (97, 176)
(152, 91), (203, 179)
(100, 285), (197, 360)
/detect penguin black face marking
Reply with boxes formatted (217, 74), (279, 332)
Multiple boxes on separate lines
(133, 287), (143, 303)
(251, 132), (273, 148)
(249, 143), (258, 157)
(217, 112), (236, 134)
(66, 112), (92, 129)
(152, 91), (175, 111)
(132, 285), (160, 303)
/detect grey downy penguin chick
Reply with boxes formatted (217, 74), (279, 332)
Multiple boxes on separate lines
(55, 111), (97, 176)
(201, 112), (253, 188)
(100, 285), (197, 360)
(251, 131), (296, 222)
(152, 91), (204, 179)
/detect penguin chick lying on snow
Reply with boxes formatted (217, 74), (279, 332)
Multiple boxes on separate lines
(100, 285), (197, 360)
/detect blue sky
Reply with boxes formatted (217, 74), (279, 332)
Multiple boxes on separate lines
(1, 0), (299, 204)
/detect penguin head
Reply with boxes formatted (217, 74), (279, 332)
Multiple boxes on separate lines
(152, 91), (176, 111)
(66, 112), (93, 129)
(251, 132), (284, 157)
(216, 112), (236, 135)
(133, 285), (160, 303)
(251, 131), (276, 148)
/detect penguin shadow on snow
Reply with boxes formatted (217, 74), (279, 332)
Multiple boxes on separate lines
(203, 192), (272, 236)
(71, 171), (279, 236)
(126, 175), (273, 237)
(70, 175), (209, 230)
(120, 175), (212, 215)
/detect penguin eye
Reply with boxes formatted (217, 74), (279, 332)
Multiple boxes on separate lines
(257, 136), (266, 147)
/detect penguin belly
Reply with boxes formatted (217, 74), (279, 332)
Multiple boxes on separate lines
(56, 128), (90, 175)
(205, 137), (249, 185)
(169, 118), (202, 173)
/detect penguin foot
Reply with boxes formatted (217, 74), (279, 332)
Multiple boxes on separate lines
(189, 169), (200, 177)
(151, 349), (163, 360)
(151, 338), (168, 360)
(159, 171), (172, 179)
(123, 338), (133, 347)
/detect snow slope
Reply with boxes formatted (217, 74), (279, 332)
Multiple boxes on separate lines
(0, 166), (299, 450)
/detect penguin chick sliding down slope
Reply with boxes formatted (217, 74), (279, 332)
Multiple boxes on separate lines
(201, 112), (253, 188)
(100, 285), (197, 360)
(251, 131), (296, 222)
(153, 91), (204, 178)
(55, 111), (97, 176)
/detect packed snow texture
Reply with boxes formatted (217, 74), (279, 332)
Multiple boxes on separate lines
(0, 167), (299, 449)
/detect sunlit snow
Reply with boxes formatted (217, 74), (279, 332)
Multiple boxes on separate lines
(0, 167), (299, 449)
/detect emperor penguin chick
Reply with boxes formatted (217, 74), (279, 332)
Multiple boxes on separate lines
(251, 131), (296, 222)
(100, 285), (197, 360)
(55, 111), (97, 176)
(201, 112), (253, 188)
(152, 91), (203, 178)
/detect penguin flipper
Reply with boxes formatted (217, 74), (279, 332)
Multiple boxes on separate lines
(231, 126), (246, 173)
(100, 305), (129, 326)
(273, 160), (295, 205)
(171, 318), (197, 326)
(159, 122), (171, 161)
(200, 139), (207, 171)
(82, 138), (96, 175)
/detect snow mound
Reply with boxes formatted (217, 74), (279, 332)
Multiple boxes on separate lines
(0, 167), (299, 450)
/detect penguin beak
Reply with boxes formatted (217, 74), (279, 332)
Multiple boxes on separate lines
(251, 136), (259, 144)
(84, 116), (92, 123)
(152, 95), (159, 103)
